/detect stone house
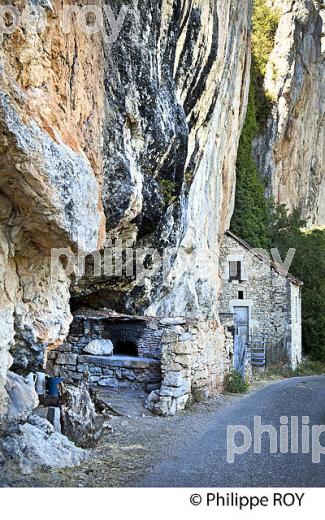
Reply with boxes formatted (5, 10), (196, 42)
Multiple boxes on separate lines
(220, 231), (303, 370)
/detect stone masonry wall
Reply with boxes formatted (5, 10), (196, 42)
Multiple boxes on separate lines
(146, 319), (233, 416)
(47, 315), (163, 391)
(48, 315), (233, 414)
(48, 351), (162, 392)
(66, 316), (162, 360)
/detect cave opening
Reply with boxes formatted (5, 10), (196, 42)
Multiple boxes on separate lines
(114, 340), (138, 357)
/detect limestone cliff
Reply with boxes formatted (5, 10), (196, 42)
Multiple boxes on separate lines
(254, 0), (325, 227)
(73, 0), (251, 320)
(0, 0), (105, 426)
(0, 0), (252, 428)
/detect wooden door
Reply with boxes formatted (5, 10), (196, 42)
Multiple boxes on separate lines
(234, 306), (249, 341)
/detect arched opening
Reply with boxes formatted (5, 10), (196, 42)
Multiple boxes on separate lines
(115, 340), (138, 357)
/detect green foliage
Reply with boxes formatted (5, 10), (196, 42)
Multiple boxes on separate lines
(263, 365), (292, 380)
(231, 86), (270, 248)
(260, 359), (325, 380)
(252, 0), (280, 76)
(269, 204), (306, 246)
(159, 179), (176, 205)
(291, 359), (325, 377)
(270, 206), (325, 361)
(245, 0), (279, 134)
(252, 0), (280, 129)
(231, 0), (280, 247)
(224, 370), (250, 394)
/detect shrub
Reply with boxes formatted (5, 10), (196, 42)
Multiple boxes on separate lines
(264, 364), (292, 379)
(224, 370), (250, 394)
(231, 85), (270, 248)
(252, 0), (280, 128)
(270, 206), (325, 361)
(292, 360), (325, 377)
(298, 232), (325, 361)
(159, 179), (176, 205)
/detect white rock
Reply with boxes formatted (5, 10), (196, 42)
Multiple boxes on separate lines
(1, 372), (39, 434)
(163, 371), (183, 388)
(0, 415), (87, 473)
(254, 0), (325, 227)
(83, 339), (114, 356)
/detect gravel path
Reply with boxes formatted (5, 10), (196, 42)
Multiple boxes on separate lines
(4, 376), (325, 487)
(4, 392), (242, 487)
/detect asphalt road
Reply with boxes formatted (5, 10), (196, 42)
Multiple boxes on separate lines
(139, 376), (325, 487)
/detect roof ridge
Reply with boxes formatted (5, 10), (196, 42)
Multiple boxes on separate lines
(225, 230), (303, 286)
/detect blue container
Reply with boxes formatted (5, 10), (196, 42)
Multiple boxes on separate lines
(48, 377), (63, 397)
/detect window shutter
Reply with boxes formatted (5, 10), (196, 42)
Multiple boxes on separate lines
(229, 261), (241, 281)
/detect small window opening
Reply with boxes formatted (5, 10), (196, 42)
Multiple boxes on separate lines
(238, 291), (244, 300)
(115, 340), (138, 357)
(229, 261), (242, 281)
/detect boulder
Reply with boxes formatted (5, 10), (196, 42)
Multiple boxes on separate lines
(1, 372), (39, 434)
(83, 339), (114, 356)
(60, 378), (112, 448)
(0, 415), (87, 475)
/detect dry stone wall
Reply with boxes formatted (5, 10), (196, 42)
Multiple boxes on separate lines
(146, 319), (233, 415)
(48, 315), (233, 415)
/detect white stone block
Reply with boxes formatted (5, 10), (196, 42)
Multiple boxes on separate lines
(163, 371), (183, 387)
(83, 339), (113, 356)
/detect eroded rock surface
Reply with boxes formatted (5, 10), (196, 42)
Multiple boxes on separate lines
(0, 0), (105, 438)
(254, 0), (325, 226)
(73, 0), (252, 321)
(60, 379), (112, 448)
(0, 414), (87, 477)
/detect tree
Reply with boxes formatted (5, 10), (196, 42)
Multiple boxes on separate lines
(270, 206), (325, 360)
(231, 0), (280, 247)
(230, 86), (270, 249)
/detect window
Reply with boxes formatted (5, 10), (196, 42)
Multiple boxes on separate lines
(229, 261), (242, 281)
(238, 290), (244, 300)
